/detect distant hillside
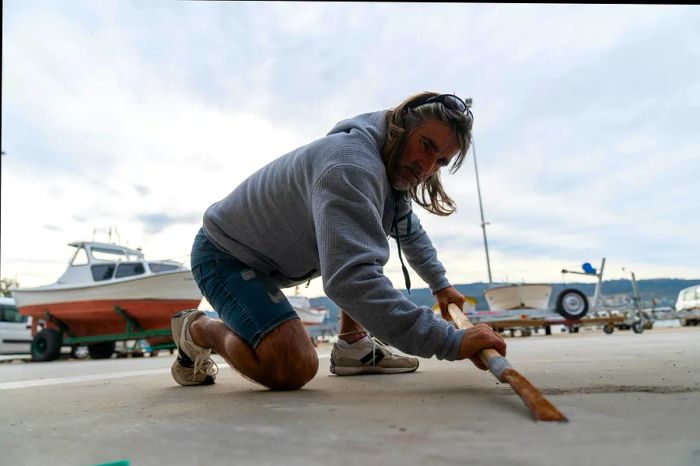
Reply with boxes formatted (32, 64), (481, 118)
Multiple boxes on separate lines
(310, 278), (699, 322)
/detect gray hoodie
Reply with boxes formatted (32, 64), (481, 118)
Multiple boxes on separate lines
(203, 110), (465, 360)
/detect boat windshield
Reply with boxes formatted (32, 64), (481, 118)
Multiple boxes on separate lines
(71, 247), (89, 266)
(91, 247), (129, 262)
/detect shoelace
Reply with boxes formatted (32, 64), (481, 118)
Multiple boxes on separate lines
(192, 355), (219, 382)
(369, 337), (395, 365)
(337, 331), (396, 366)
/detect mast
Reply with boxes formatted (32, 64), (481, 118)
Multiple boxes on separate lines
(466, 98), (493, 285)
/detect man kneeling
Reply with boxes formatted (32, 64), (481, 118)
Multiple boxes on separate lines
(171, 91), (506, 390)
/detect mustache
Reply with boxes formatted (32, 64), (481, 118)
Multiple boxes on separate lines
(406, 166), (423, 182)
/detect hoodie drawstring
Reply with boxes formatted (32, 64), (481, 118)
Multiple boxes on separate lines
(392, 190), (412, 294)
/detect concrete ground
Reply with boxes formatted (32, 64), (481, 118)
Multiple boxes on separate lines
(1, 327), (699, 466)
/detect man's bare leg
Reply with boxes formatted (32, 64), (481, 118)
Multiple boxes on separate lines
(189, 316), (318, 390)
(338, 310), (368, 343)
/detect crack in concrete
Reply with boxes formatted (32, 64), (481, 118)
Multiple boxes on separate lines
(535, 385), (700, 395)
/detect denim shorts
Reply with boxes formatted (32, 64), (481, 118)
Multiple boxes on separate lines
(190, 227), (299, 348)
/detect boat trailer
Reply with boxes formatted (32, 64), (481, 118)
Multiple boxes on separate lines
(467, 308), (626, 337)
(31, 305), (174, 362)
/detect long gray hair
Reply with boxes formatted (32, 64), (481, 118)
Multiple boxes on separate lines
(383, 91), (473, 216)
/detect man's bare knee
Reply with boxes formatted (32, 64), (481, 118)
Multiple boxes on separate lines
(259, 348), (318, 390)
(256, 319), (319, 390)
(264, 355), (318, 390)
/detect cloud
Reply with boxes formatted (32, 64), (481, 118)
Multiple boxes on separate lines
(135, 212), (201, 235)
(133, 185), (150, 197)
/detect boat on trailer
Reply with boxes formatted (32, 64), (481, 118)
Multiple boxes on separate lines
(484, 283), (553, 311)
(11, 240), (202, 361)
(287, 295), (328, 326)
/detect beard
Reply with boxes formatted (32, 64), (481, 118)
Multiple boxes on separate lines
(390, 165), (421, 191)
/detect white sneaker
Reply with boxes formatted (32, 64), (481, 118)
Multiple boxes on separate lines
(170, 309), (218, 386)
(330, 336), (419, 376)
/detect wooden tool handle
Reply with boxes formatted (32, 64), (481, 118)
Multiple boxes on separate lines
(446, 306), (568, 422)
(447, 303), (502, 365)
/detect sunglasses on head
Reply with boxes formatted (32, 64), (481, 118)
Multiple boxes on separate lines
(408, 94), (473, 118)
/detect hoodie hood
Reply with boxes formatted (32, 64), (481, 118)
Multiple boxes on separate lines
(327, 110), (389, 153)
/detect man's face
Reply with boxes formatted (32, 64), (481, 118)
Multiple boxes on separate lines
(391, 120), (460, 191)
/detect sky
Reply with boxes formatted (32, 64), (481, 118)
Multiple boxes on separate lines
(2, 1), (699, 300)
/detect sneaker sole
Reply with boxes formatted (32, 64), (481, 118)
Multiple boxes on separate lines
(170, 361), (216, 386)
(331, 365), (418, 376)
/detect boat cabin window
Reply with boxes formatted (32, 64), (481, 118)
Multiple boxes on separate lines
(91, 247), (129, 262)
(115, 263), (146, 278)
(149, 262), (180, 273)
(0, 304), (28, 323)
(92, 264), (116, 281)
(71, 247), (89, 266)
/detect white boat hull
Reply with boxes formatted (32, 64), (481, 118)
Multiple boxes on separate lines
(484, 284), (553, 311)
(12, 271), (201, 308)
(293, 306), (327, 325)
(287, 295), (328, 325)
(12, 271), (203, 338)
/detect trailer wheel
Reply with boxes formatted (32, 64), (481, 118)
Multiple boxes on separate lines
(632, 320), (645, 334)
(556, 288), (589, 320)
(71, 346), (89, 359)
(88, 341), (116, 359)
(31, 329), (63, 362)
(603, 323), (615, 334)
